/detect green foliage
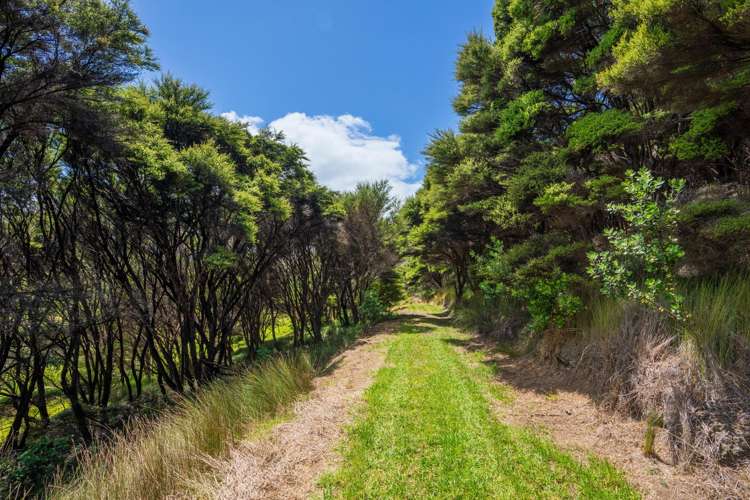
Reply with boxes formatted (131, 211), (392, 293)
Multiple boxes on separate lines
(1, 436), (70, 496)
(588, 169), (686, 318)
(706, 213), (750, 239)
(360, 289), (388, 326)
(533, 182), (591, 213)
(324, 319), (636, 498)
(585, 175), (626, 203)
(678, 199), (744, 222)
(670, 103), (735, 160)
(373, 270), (405, 310)
(475, 239), (583, 332)
(400, 0), (750, 356)
(566, 110), (642, 152)
(586, 24), (625, 67)
(515, 271), (583, 332)
(495, 90), (550, 143)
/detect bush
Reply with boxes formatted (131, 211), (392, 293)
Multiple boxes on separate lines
(1, 436), (70, 497)
(474, 238), (583, 332)
(360, 289), (387, 326)
(373, 269), (404, 309)
(588, 168), (686, 319)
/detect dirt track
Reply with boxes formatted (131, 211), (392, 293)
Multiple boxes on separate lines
(205, 314), (749, 499)
(207, 321), (395, 499)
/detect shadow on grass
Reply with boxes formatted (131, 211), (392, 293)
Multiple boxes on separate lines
(437, 325), (614, 405)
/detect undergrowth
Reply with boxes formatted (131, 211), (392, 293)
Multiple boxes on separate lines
(53, 323), (366, 500)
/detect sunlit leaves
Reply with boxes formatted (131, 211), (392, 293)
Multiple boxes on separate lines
(588, 169), (686, 318)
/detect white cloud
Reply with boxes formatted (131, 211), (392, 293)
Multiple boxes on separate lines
(221, 111), (265, 135)
(268, 112), (422, 199)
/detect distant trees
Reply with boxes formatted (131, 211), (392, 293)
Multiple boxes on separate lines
(1, 1), (397, 452)
(400, 0), (750, 328)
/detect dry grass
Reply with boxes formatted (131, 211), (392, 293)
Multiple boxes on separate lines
(52, 353), (315, 500)
(570, 299), (750, 478)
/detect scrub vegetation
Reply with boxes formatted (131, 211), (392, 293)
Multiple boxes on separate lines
(3, 0), (750, 498)
(397, 0), (750, 471)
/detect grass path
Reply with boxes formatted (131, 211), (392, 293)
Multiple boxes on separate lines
(322, 311), (639, 499)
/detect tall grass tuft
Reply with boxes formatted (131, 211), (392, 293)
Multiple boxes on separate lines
(53, 353), (315, 500)
(682, 273), (750, 368)
(575, 294), (629, 340)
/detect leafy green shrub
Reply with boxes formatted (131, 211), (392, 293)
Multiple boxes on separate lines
(669, 102), (734, 160)
(588, 168), (686, 319)
(360, 289), (387, 326)
(566, 109), (642, 152)
(474, 239), (583, 332)
(1, 436), (70, 497)
(533, 182), (592, 213)
(513, 271), (583, 332)
(373, 269), (405, 309)
(585, 175), (625, 204)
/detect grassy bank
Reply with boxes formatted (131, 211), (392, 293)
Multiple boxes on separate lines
(53, 323), (364, 500)
(322, 315), (637, 498)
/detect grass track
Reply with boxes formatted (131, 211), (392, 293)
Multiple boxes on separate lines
(323, 314), (639, 499)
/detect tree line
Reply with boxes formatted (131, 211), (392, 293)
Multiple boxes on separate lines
(0, 0), (397, 452)
(399, 0), (750, 333)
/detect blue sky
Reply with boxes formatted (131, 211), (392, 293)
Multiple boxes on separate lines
(130, 0), (495, 197)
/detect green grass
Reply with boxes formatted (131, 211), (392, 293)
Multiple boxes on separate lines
(396, 301), (445, 315)
(322, 316), (638, 499)
(574, 275), (750, 368)
(683, 273), (750, 367)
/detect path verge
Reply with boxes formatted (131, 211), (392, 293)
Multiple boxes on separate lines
(203, 321), (396, 499)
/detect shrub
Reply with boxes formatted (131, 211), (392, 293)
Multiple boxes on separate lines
(588, 168), (686, 319)
(474, 239), (583, 332)
(513, 271), (583, 332)
(678, 199), (743, 222)
(1, 436), (70, 497)
(360, 289), (387, 326)
(373, 269), (405, 309)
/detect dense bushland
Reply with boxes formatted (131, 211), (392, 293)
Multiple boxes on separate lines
(0, 0), (399, 496)
(398, 0), (750, 466)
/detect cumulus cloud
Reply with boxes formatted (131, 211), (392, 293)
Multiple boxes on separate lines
(221, 111), (265, 135)
(268, 113), (422, 199)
